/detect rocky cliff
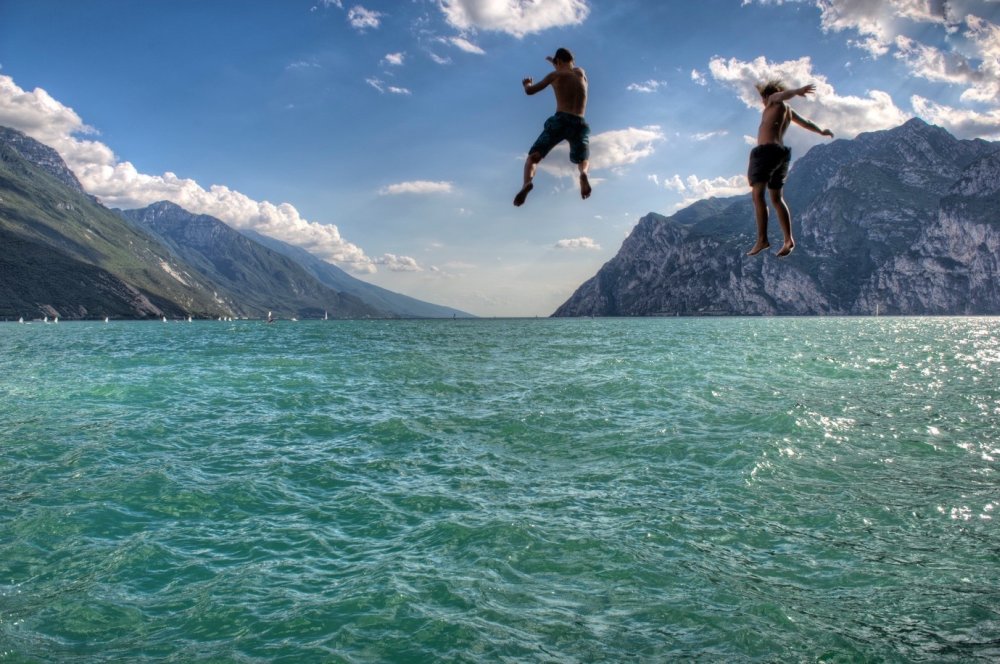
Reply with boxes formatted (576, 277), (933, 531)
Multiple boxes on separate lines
(554, 119), (1000, 317)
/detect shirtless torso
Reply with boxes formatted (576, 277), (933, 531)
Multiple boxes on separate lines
(757, 98), (791, 145)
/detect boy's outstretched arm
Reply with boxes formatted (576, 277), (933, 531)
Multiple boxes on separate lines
(766, 83), (816, 106)
(523, 72), (555, 95)
(791, 110), (834, 137)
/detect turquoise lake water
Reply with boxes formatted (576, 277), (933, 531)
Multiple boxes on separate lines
(1, 317), (998, 662)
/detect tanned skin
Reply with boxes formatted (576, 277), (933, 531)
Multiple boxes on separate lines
(748, 83), (834, 257)
(514, 55), (590, 206)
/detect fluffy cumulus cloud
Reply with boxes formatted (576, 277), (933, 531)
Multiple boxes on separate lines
(0, 74), (421, 274)
(378, 180), (454, 195)
(911, 94), (1000, 139)
(554, 236), (601, 250)
(708, 55), (910, 140)
(537, 125), (666, 178)
(743, 1), (1000, 137)
(437, 0), (590, 38)
(377, 253), (424, 271)
(383, 52), (405, 66)
(654, 173), (748, 208)
(894, 17), (1000, 104)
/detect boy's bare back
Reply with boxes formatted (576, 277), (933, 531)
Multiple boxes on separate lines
(524, 64), (588, 117)
(550, 67), (588, 116)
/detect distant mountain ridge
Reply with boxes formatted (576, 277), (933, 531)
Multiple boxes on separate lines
(118, 201), (384, 319)
(243, 229), (471, 319)
(554, 119), (1000, 316)
(0, 126), (472, 320)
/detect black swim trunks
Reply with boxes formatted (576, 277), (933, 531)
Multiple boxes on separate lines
(748, 143), (792, 190)
(529, 112), (590, 164)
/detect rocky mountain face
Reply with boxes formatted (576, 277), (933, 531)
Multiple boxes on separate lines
(0, 126), (86, 195)
(554, 119), (1000, 316)
(119, 201), (385, 319)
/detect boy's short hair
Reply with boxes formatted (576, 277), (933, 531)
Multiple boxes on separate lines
(756, 79), (785, 98)
(552, 47), (574, 64)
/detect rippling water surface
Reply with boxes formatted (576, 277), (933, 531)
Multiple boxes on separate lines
(2, 317), (998, 662)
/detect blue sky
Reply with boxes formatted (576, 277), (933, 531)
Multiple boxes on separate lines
(1, 0), (998, 316)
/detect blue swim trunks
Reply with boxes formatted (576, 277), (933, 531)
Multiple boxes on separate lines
(529, 112), (590, 164)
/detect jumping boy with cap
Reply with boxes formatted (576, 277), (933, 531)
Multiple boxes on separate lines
(514, 48), (591, 206)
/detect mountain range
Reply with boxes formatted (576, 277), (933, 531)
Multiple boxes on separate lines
(0, 126), (471, 320)
(554, 119), (1000, 317)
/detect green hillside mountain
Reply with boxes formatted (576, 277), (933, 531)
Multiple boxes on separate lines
(0, 126), (471, 320)
(0, 134), (232, 320)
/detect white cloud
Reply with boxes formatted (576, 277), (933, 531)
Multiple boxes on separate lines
(537, 125), (666, 178)
(627, 79), (666, 93)
(376, 253), (424, 271)
(379, 180), (454, 195)
(659, 174), (748, 207)
(692, 130), (728, 141)
(383, 52), (405, 66)
(913, 15), (999, 103)
(437, 0), (590, 38)
(347, 5), (382, 31)
(739, 2), (1000, 137)
(912, 94), (1000, 139)
(0, 74), (378, 273)
(691, 69), (708, 86)
(708, 55), (910, 139)
(810, 2), (1000, 112)
(554, 236), (601, 250)
(429, 52), (452, 65)
(449, 36), (486, 54)
(286, 60), (321, 71)
(367, 78), (410, 95)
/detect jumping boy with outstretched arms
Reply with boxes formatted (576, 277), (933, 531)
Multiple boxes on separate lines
(747, 80), (834, 257)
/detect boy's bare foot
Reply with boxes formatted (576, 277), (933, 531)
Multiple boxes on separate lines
(580, 173), (591, 200)
(777, 240), (795, 257)
(746, 240), (770, 256)
(513, 182), (534, 207)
